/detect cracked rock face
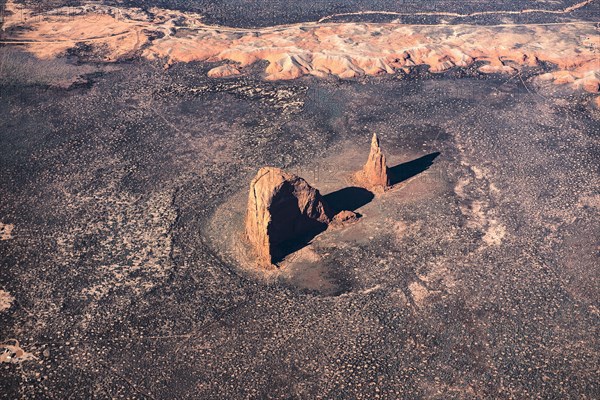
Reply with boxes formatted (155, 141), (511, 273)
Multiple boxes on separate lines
(245, 167), (333, 265)
(360, 133), (390, 188)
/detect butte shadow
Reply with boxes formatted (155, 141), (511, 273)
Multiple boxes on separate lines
(273, 186), (375, 264)
(272, 186), (375, 264)
(323, 186), (374, 215)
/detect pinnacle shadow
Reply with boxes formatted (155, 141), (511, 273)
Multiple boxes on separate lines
(388, 152), (440, 186)
(269, 153), (438, 265)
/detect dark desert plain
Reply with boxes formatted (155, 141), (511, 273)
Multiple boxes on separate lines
(0, 0), (599, 398)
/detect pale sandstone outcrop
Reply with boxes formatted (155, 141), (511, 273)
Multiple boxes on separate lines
(207, 64), (241, 78)
(246, 167), (333, 265)
(578, 73), (600, 93)
(4, 1), (599, 96)
(356, 133), (390, 189)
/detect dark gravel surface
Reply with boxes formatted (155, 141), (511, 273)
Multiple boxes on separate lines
(0, 0), (599, 398)
(4, 0), (599, 27)
(0, 55), (598, 398)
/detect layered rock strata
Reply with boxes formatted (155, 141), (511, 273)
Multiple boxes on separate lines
(2, 0), (599, 100)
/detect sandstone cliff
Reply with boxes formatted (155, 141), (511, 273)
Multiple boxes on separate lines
(246, 167), (333, 265)
(5, 1), (599, 104)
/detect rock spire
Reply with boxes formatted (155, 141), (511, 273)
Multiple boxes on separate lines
(358, 133), (390, 189)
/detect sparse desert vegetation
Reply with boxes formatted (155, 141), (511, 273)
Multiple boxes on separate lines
(0, 0), (598, 398)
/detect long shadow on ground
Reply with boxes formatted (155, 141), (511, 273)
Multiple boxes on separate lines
(388, 152), (440, 185)
(272, 187), (373, 264)
(323, 186), (374, 214)
(273, 152), (440, 264)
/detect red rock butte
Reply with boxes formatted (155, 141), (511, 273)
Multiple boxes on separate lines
(245, 167), (333, 266)
(245, 134), (393, 266)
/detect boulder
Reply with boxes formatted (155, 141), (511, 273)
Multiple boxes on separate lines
(246, 167), (333, 265)
(582, 76), (600, 93)
(331, 210), (360, 226)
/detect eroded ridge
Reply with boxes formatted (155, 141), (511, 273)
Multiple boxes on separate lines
(1, 1), (598, 98)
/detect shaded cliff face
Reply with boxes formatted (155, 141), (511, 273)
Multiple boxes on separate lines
(245, 167), (332, 265)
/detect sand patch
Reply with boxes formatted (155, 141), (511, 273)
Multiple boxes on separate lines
(392, 220), (408, 242)
(482, 221), (507, 246)
(0, 290), (14, 312)
(455, 163), (508, 247)
(0, 222), (14, 240)
(0, 340), (36, 363)
(408, 260), (455, 307)
(408, 281), (430, 305)
(578, 194), (600, 209)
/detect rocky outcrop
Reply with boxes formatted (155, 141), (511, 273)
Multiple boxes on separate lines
(246, 167), (333, 265)
(356, 133), (390, 189)
(6, 2), (600, 97)
(331, 210), (360, 226)
(207, 64), (241, 78)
